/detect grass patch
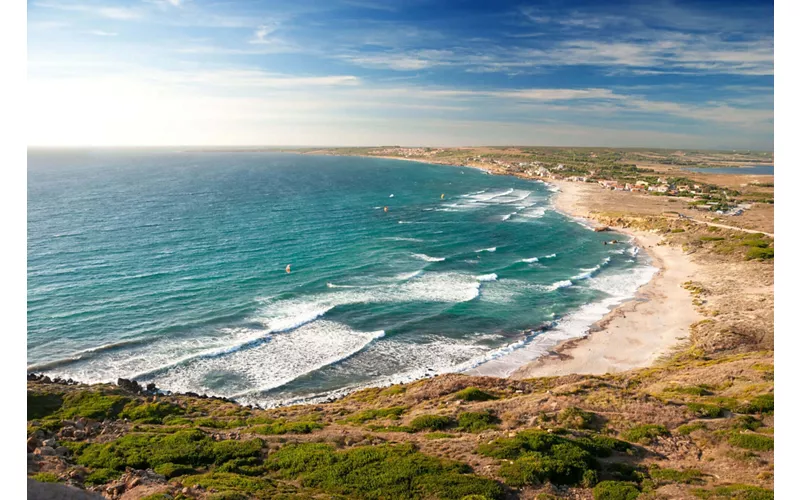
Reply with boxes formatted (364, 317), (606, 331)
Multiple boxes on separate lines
(476, 430), (628, 487)
(250, 420), (323, 435)
(72, 429), (264, 471)
(727, 433), (774, 451)
(344, 406), (406, 424)
(699, 236), (725, 242)
(737, 394), (773, 414)
(687, 403), (725, 418)
(179, 472), (277, 498)
(621, 424), (669, 444)
(424, 432), (456, 440)
(592, 480), (640, 499)
(409, 414), (453, 431)
(453, 387), (498, 402)
(691, 483), (774, 499)
(153, 462), (196, 478)
(745, 247), (774, 261)
(665, 385), (713, 396)
(85, 468), (120, 485)
(677, 423), (707, 435)
(266, 442), (503, 499)
(30, 472), (60, 483)
(649, 466), (705, 485)
(120, 401), (187, 424)
(457, 411), (500, 432)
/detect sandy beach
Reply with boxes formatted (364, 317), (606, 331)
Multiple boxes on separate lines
(510, 181), (702, 379)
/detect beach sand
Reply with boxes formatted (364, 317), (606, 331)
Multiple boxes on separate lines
(510, 181), (702, 379)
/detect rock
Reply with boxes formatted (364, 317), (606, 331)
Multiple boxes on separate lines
(117, 378), (143, 394)
(27, 436), (39, 452)
(43, 438), (57, 447)
(55, 446), (70, 457)
(146, 382), (157, 392)
(35, 446), (56, 456)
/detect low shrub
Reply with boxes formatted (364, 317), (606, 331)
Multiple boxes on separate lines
(665, 385), (713, 396)
(727, 433), (774, 451)
(344, 406), (406, 424)
(557, 407), (595, 429)
(649, 466), (705, 485)
(72, 429), (264, 471)
(732, 416), (761, 431)
(84, 468), (119, 485)
(592, 481), (640, 500)
(457, 411), (499, 432)
(677, 423), (707, 435)
(120, 401), (187, 424)
(266, 442), (503, 499)
(691, 483), (774, 499)
(745, 247), (774, 261)
(621, 424), (669, 444)
(30, 472), (59, 483)
(409, 414), (453, 431)
(178, 472), (276, 499)
(454, 387), (497, 402)
(737, 394), (773, 414)
(249, 420), (323, 435)
(687, 403), (724, 418)
(425, 432), (456, 440)
(153, 462), (196, 478)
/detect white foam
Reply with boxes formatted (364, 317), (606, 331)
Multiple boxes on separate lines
(477, 273), (498, 282)
(476, 247), (497, 253)
(412, 253), (446, 262)
(545, 279), (573, 291)
(500, 212), (516, 221)
(571, 257), (611, 281)
(520, 257), (538, 263)
(519, 206), (547, 218)
(394, 270), (423, 281)
(381, 236), (425, 242)
(153, 321), (386, 398)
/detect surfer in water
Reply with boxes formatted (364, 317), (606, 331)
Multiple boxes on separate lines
(384, 206), (389, 212)
(285, 264), (291, 273)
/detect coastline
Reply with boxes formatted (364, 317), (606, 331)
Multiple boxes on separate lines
(509, 180), (701, 378)
(310, 152), (705, 381)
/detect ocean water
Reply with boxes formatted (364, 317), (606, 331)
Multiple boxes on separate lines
(28, 150), (656, 407)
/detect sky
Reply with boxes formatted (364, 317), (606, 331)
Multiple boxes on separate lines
(27, 0), (774, 149)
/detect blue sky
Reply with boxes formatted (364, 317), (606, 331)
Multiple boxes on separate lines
(27, 0), (774, 148)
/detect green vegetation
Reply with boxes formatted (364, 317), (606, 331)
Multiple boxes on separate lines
(344, 406), (405, 424)
(700, 236), (726, 242)
(85, 468), (120, 485)
(154, 462), (197, 478)
(592, 481), (640, 500)
(727, 433), (774, 451)
(691, 484), (774, 499)
(678, 423), (707, 435)
(31, 472), (60, 483)
(71, 429), (264, 471)
(745, 247), (774, 261)
(249, 419), (323, 435)
(687, 402), (725, 418)
(120, 401), (187, 424)
(453, 387), (497, 401)
(424, 432), (456, 439)
(457, 411), (500, 432)
(265, 442), (503, 499)
(409, 414), (453, 431)
(179, 472), (277, 498)
(738, 394), (774, 414)
(557, 406), (595, 429)
(621, 424), (669, 444)
(476, 430), (631, 487)
(665, 384), (713, 396)
(649, 467), (705, 485)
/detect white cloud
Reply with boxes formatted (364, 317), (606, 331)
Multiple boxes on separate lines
(35, 2), (142, 19)
(88, 30), (118, 36)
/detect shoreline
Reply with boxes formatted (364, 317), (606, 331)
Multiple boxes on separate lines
(508, 180), (701, 378)
(320, 153), (703, 380)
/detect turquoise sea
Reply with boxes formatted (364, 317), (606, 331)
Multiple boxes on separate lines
(27, 150), (656, 406)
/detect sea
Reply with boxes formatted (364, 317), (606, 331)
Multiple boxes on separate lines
(27, 150), (657, 407)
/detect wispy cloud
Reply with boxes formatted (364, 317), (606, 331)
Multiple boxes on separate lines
(87, 30), (117, 36)
(35, 2), (143, 19)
